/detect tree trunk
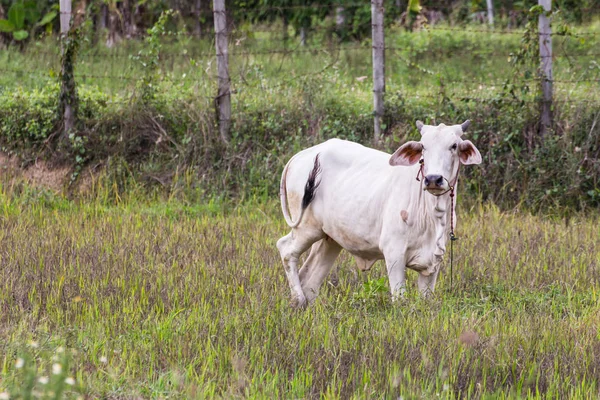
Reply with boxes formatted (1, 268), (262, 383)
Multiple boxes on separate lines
(60, 0), (77, 141)
(120, 0), (134, 38)
(300, 26), (307, 46)
(106, 7), (120, 48)
(213, 0), (231, 143)
(98, 2), (107, 30)
(132, 3), (141, 37)
(0, 5), (5, 47)
(282, 14), (289, 43)
(194, 0), (202, 37)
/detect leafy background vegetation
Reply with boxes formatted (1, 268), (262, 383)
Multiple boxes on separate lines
(0, 1), (599, 210)
(0, 0), (600, 398)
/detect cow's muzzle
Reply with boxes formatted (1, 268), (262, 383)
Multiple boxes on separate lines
(423, 174), (445, 190)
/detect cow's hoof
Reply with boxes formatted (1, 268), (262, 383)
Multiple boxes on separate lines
(291, 295), (308, 310)
(328, 276), (339, 287)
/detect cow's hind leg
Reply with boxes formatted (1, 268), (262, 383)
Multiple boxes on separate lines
(299, 239), (339, 283)
(277, 229), (323, 308)
(300, 238), (342, 303)
(298, 241), (320, 283)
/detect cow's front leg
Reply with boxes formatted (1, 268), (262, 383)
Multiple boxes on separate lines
(417, 269), (440, 296)
(384, 253), (407, 301)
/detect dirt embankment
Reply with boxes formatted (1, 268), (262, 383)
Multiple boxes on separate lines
(0, 152), (73, 193)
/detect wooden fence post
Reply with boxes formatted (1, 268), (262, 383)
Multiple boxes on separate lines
(371, 0), (385, 142)
(336, 7), (345, 29)
(60, 0), (71, 34)
(59, 0), (75, 138)
(486, 0), (494, 25)
(213, 0), (231, 143)
(538, 0), (553, 138)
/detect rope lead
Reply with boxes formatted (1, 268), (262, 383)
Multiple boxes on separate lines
(417, 158), (460, 291)
(449, 187), (458, 290)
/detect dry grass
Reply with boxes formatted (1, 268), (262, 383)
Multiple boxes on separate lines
(0, 185), (599, 398)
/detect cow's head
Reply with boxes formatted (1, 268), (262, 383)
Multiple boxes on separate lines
(389, 120), (482, 195)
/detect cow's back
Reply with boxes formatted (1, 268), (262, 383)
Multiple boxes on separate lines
(283, 139), (390, 207)
(283, 139), (413, 255)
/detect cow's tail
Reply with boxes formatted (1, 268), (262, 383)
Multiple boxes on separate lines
(280, 154), (322, 229)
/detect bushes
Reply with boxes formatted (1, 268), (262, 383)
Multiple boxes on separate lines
(0, 85), (58, 149)
(0, 69), (598, 211)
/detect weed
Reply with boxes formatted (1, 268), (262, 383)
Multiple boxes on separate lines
(0, 190), (599, 398)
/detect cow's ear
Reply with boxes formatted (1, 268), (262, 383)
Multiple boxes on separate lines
(389, 141), (423, 166)
(458, 140), (482, 165)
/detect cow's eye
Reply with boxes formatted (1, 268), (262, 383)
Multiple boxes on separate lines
(451, 143), (458, 151)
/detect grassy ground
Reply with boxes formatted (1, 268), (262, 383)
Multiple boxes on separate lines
(0, 17), (599, 398)
(0, 183), (599, 399)
(2, 21), (600, 101)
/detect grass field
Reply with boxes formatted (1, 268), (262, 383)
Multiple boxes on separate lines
(1, 13), (600, 399)
(1, 183), (599, 399)
(2, 22), (600, 102)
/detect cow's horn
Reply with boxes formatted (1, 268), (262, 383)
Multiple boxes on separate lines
(416, 120), (424, 133)
(461, 120), (471, 132)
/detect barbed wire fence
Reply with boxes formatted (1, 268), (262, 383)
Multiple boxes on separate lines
(1, 1), (599, 143)
(210, 0), (599, 142)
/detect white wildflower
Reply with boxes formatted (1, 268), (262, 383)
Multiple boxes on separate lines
(65, 377), (76, 386)
(38, 376), (49, 385)
(15, 358), (24, 369)
(52, 363), (62, 375)
(0, 392), (9, 400)
(28, 341), (39, 349)
(99, 356), (108, 364)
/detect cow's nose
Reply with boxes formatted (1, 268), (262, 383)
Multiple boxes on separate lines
(424, 175), (444, 187)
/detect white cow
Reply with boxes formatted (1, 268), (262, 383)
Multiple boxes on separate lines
(276, 120), (482, 307)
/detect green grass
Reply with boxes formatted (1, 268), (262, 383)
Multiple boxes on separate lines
(2, 21), (599, 102)
(0, 184), (599, 398)
(1, 20), (600, 397)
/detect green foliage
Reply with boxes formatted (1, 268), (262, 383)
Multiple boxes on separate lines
(131, 9), (177, 104)
(0, 0), (56, 42)
(0, 67), (598, 210)
(0, 84), (58, 150)
(0, 22), (599, 210)
(351, 276), (389, 306)
(58, 20), (85, 182)
(1, 342), (83, 398)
